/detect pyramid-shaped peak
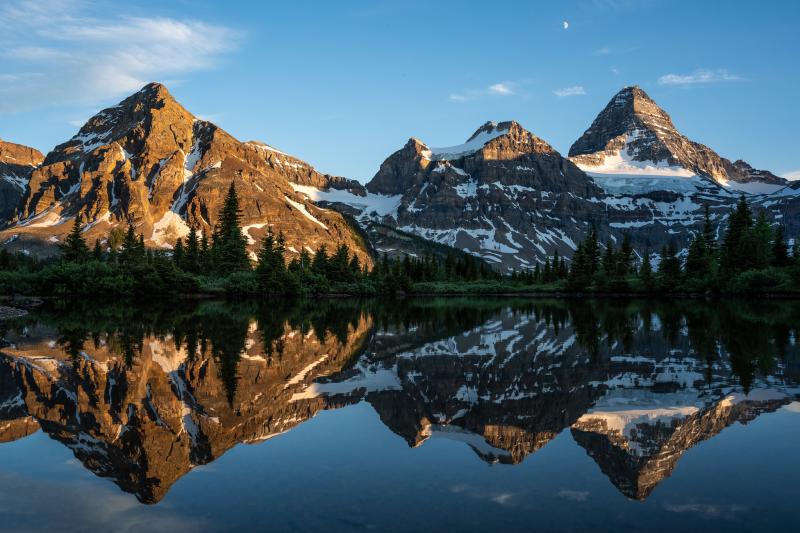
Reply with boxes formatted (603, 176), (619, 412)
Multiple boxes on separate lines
(115, 82), (184, 113)
(465, 120), (516, 143)
(72, 83), (193, 138)
(568, 86), (678, 158)
(608, 85), (661, 113)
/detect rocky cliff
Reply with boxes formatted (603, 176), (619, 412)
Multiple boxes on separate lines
(301, 121), (609, 272)
(0, 139), (44, 229)
(304, 87), (799, 271)
(569, 86), (787, 192)
(0, 83), (371, 265)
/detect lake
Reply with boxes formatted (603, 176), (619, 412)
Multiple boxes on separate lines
(0, 298), (798, 532)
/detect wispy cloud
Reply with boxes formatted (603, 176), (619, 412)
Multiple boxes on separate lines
(488, 83), (514, 96)
(554, 86), (586, 97)
(658, 69), (742, 86)
(0, 0), (241, 113)
(450, 81), (518, 102)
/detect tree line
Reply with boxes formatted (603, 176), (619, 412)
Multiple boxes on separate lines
(0, 184), (498, 296)
(563, 197), (800, 293)
(1, 188), (798, 296)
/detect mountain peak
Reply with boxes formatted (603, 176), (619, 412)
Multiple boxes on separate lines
(465, 120), (520, 143)
(569, 86), (786, 191)
(568, 86), (677, 160)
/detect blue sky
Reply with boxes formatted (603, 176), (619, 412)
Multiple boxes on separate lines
(1, 0), (799, 182)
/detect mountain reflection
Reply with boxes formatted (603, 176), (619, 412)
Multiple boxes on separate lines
(1, 298), (798, 503)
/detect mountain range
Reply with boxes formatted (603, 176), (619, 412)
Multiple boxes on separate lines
(1, 83), (798, 270)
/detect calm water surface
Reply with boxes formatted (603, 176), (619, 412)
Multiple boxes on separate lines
(0, 298), (798, 532)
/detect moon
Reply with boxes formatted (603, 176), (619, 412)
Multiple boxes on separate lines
(563, 20), (569, 30)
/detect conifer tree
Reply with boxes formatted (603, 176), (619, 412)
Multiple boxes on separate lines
(61, 216), (89, 263)
(586, 226), (600, 275)
(312, 244), (329, 276)
(552, 250), (560, 279)
(685, 233), (710, 279)
(722, 195), (752, 272)
(750, 211), (773, 269)
(119, 224), (145, 266)
(639, 249), (654, 290)
(212, 183), (250, 273)
(331, 244), (352, 282)
(92, 239), (103, 262)
(199, 233), (211, 271)
(184, 226), (200, 272)
(256, 229), (287, 293)
(772, 226), (790, 267)
(567, 240), (593, 290)
(173, 237), (185, 268)
(349, 254), (362, 278)
(658, 244), (682, 291)
(619, 234), (634, 276)
(298, 248), (312, 273)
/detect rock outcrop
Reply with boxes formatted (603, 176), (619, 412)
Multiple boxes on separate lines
(318, 121), (608, 272)
(0, 139), (44, 228)
(306, 88), (799, 271)
(569, 86), (787, 191)
(1, 83), (371, 265)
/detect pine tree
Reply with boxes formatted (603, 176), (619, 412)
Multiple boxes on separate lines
(92, 239), (104, 262)
(349, 254), (362, 278)
(61, 216), (89, 263)
(256, 229), (287, 293)
(184, 226), (200, 273)
(722, 195), (752, 273)
(119, 224), (145, 266)
(552, 250), (560, 279)
(685, 233), (710, 279)
(199, 233), (211, 271)
(173, 237), (185, 268)
(658, 244), (682, 291)
(601, 240), (616, 284)
(751, 211), (773, 269)
(567, 240), (592, 290)
(331, 244), (352, 282)
(312, 244), (329, 276)
(639, 249), (654, 291)
(586, 226), (599, 275)
(298, 248), (312, 272)
(618, 234), (634, 276)
(772, 226), (790, 267)
(212, 183), (250, 273)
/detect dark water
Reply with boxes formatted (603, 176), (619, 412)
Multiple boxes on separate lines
(1, 298), (798, 532)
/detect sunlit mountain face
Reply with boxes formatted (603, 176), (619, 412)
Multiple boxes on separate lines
(1, 299), (798, 505)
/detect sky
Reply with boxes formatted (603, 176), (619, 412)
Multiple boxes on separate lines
(1, 0), (799, 183)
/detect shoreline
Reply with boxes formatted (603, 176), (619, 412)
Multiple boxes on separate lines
(6, 291), (800, 301)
